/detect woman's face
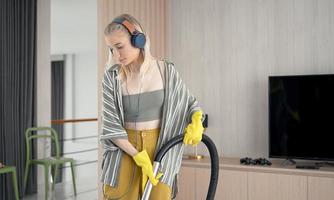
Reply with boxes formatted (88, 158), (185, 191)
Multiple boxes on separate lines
(105, 30), (141, 66)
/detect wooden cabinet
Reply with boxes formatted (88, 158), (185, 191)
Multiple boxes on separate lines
(177, 167), (247, 200)
(308, 176), (334, 200)
(194, 168), (211, 199)
(195, 169), (248, 200)
(175, 167), (196, 200)
(176, 157), (334, 200)
(248, 172), (307, 200)
(219, 169), (247, 200)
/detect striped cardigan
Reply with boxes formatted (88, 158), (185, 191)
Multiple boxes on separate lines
(99, 60), (202, 188)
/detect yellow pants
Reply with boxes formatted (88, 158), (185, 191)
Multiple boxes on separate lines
(103, 128), (171, 200)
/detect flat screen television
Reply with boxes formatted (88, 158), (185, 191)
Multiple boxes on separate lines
(269, 74), (334, 161)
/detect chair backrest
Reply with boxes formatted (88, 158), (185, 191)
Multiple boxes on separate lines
(25, 127), (60, 161)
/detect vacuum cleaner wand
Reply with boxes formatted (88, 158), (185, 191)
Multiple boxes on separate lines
(141, 134), (219, 200)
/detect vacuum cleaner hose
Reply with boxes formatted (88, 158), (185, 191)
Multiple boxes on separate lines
(155, 134), (219, 200)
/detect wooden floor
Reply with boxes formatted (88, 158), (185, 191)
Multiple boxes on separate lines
(22, 177), (98, 200)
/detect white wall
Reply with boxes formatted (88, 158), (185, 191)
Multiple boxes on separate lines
(37, 0), (51, 192)
(51, 0), (98, 184)
(167, 0), (334, 158)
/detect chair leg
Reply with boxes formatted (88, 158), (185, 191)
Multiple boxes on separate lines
(52, 164), (59, 190)
(70, 162), (77, 196)
(44, 165), (49, 200)
(12, 169), (19, 200)
(23, 162), (30, 194)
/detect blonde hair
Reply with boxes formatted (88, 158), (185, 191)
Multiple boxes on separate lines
(104, 14), (154, 80)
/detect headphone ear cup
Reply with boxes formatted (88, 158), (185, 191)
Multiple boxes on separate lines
(131, 32), (146, 49)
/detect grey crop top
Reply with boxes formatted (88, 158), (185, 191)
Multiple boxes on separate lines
(122, 61), (164, 122)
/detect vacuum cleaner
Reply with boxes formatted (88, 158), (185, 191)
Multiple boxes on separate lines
(141, 134), (219, 200)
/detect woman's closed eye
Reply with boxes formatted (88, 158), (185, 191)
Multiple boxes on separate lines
(109, 45), (123, 55)
(110, 46), (123, 53)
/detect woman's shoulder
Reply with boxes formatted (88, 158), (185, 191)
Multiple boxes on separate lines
(160, 59), (176, 71)
(105, 64), (121, 73)
(161, 59), (174, 65)
(103, 64), (120, 85)
(154, 59), (177, 76)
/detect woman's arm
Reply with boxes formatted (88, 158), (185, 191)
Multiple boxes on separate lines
(113, 139), (139, 157)
(100, 69), (129, 151)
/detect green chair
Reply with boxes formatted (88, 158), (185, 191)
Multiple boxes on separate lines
(0, 165), (19, 200)
(23, 127), (77, 200)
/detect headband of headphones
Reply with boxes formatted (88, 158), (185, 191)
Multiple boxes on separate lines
(112, 17), (146, 49)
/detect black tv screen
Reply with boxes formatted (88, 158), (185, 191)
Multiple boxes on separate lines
(269, 74), (334, 161)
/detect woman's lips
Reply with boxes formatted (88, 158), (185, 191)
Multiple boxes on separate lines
(120, 58), (126, 63)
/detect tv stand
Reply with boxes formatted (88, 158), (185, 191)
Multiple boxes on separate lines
(281, 158), (296, 167)
(178, 157), (334, 200)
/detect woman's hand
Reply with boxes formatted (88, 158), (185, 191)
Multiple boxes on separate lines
(132, 150), (163, 192)
(183, 111), (204, 146)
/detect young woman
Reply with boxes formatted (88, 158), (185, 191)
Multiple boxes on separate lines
(99, 14), (204, 200)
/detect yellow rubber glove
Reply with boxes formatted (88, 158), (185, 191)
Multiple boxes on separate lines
(132, 150), (163, 193)
(183, 110), (204, 146)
